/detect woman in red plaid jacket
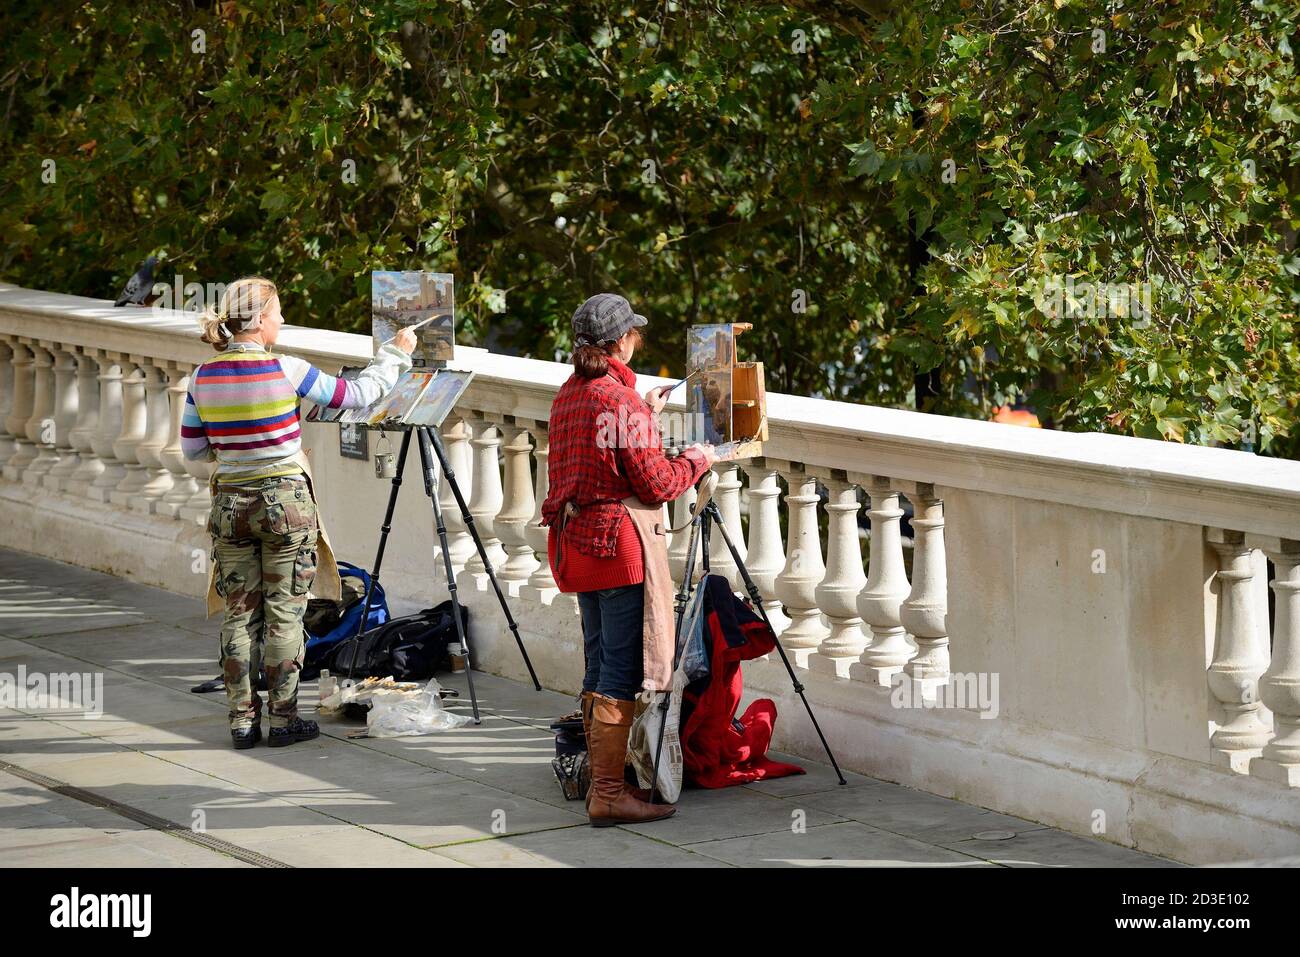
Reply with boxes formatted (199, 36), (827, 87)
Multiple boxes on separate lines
(542, 293), (717, 826)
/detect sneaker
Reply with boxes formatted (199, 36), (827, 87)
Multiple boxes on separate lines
(268, 717), (320, 748)
(231, 724), (262, 750)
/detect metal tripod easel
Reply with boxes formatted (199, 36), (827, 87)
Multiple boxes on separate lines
(344, 425), (541, 724)
(648, 494), (847, 798)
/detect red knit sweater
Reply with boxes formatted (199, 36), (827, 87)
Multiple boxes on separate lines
(548, 513), (644, 592)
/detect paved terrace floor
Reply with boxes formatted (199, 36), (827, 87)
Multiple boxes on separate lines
(0, 548), (1181, 868)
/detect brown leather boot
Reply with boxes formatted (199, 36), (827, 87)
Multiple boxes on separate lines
(581, 691), (651, 807)
(587, 694), (675, 827)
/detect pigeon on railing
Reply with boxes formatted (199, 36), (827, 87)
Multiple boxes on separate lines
(114, 256), (159, 307)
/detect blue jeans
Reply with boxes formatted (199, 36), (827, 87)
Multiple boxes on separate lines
(577, 584), (645, 701)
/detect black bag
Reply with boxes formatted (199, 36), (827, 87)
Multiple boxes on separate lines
(550, 710), (589, 801)
(326, 600), (468, 681)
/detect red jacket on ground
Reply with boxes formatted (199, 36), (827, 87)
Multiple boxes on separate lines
(681, 575), (804, 788)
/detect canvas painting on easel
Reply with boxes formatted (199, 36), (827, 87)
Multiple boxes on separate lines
(687, 324), (736, 445)
(684, 323), (766, 461)
(371, 271), (454, 368)
(404, 370), (475, 428)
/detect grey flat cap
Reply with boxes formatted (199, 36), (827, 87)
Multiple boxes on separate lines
(572, 293), (647, 346)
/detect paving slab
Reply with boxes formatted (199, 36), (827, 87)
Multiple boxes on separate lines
(622, 784), (849, 845)
(318, 774), (589, 847)
(439, 825), (731, 867)
(684, 820), (997, 868)
(942, 825), (1183, 868)
(794, 779), (1051, 845)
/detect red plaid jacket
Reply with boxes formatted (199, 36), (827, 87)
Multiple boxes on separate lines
(541, 357), (710, 558)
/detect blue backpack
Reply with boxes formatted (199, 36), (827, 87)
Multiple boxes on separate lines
(301, 561), (390, 680)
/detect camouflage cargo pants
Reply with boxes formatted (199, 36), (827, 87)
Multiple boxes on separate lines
(208, 475), (319, 731)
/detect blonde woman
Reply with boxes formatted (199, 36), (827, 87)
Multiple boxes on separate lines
(182, 277), (416, 749)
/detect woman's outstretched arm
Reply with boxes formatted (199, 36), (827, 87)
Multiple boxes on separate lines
(280, 342), (413, 411)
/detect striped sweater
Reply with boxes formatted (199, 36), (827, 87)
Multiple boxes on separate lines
(182, 341), (412, 483)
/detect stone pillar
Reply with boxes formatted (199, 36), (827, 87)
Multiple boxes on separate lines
(61, 349), (104, 495)
(852, 476), (914, 686)
(463, 419), (506, 580)
(1251, 538), (1300, 786)
(495, 423), (540, 584)
(110, 359), (150, 505)
(809, 476), (868, 678)
(3, 341), (36, 478)
(177, 450), (214, 527)
(773, 468), (827, 668)
(0, 339), (15, 468)
(158, 364), (199, 519)
(667, 483), (699, 582)
(1206, 528), (1272, 773)
(21, 343), (58, 485)
(438, 416), (476, 568)
(129, 362), (175, 512)
(740, 460), (789, 633)
(522, 423), (559, 601)
(42, 346), (82, 489)
(706, 462), (745, 587)
(900, 483), (949, 691)
(88, 358), (126, 502)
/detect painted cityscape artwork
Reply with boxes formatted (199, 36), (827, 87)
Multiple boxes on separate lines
(371, 271), (454, 368)
(686, 323), (735, 445)
(404, 370), (475, 428)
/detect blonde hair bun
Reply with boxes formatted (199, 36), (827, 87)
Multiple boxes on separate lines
(195, 276), (279, 351)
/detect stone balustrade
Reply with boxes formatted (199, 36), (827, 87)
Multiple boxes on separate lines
(1, 282), (1299, 864)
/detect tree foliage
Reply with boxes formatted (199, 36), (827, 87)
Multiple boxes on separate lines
(1, 1), (1297, 453)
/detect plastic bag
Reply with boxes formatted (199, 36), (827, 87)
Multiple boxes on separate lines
(366, 678), (472, 737)
(626, 669), (685, 803)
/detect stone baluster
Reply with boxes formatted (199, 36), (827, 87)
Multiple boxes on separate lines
(522, 423), (559, 600)
(706, 462), (745, 587)
(438, 415), (477, 568)
(178, 450), (214, 526)
(1206, 529), (1273, 773)
(42, 345), (82, 489)
(3, 341), (36, 479)
(900, 483), (949, 691)
(21, 343), (58, 485)
(462, 419), (506, 581)
(61, 349), (103, 495)
(129, 362), (175, 512)
(852, 476), (915, 686)
(809, 475), (868, 677)
(88, 358), (126, 502)
(158, 363), (199, 519)
(109, 359), (150, 505)
(494, 422), (540, 585)
(667, 483), (698, 582)
(772, 467), (827, 668)
(0, 338), (18, 468)
(740, 460), (789, 633)
(1251, 537), (1300, 787)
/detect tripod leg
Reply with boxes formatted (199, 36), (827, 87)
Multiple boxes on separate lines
(417, 427), (481, 724)
(425, 426), (542, 691)
(648, 511), (703, 804)
(704, 501), (848, 785)
(345, 429), (412, 682)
